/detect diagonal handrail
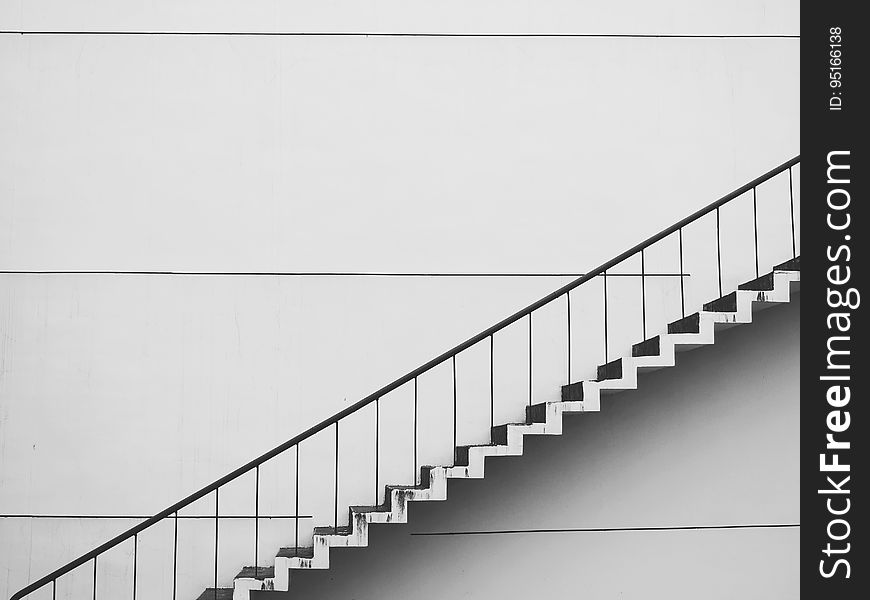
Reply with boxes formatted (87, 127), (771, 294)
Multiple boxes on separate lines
(9, 154), (799, 600)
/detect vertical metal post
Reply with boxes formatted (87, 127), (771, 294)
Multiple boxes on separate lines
(566, 292), (571, 383)
(172, 513), (178, 600)
(490, 334), (494, 430)
(452, 355), (457, 461)
(716, 207), (723, 297)
(374, 398), (379, 505)
(788, 167), (796, 258)
(52, 580), (56, 600)
(752, 187), (759, 278)
(640, 249), (647, 339)
(413, 378), (418, 485)
(678, 228), (686, 317)
(254, 466), (259, 577)
(93, 556), (97, 600)
(214, 489), (219, 600)
(528, 313), (533, 407)
(334, 422), (339, 530)
(603, 272), (609, 361)
(133, 534), (138, 600)
(294, 447), (299, 553)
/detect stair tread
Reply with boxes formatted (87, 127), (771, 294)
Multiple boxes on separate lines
(632, 336), (661, 357)
(385, 483), (425, 490)
(235, 566), (274, 580)
(384, 483), (428, 497)
(351, 504), (388, 515)
(314, 526), (352, 536)
(774, 257), (800, 271)
(738, 273), (775, 291)
(527, 402), (550, 423)
(702, 292), (738, 312)
(196, 589), (233, 600)
(491, 422), (532, 442)
(668, 312), (701, 334)
(597, 358), (623, 381)
(277, 546), (315, 559)
(561, 380), (584, 402)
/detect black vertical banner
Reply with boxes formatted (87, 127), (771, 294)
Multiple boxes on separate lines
(802, 2), (866, 597)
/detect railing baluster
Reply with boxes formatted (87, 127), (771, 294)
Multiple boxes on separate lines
(640, 250), (647, 339)
(294, 447), (299, 553)
(172, 513), (178, 600)
(92, 556), (97, 600)
(413, 378), (418, 485)
(374, 398), (379, 505)
(490, 334), (494, 430)
(678, 228), (686, 317)
(566, 293), (571, 383)
(52, 580), (56, 600)
(715, 207), (723, 297)
(752, 187), (759, 277)
(788, 167), (796, 258)
(132, 534), (138, 600)
(214, 489), (219, 600)
(452, 355), (457, 462)
(334, 422), (339, 530)
(603, 271), (609, 361)
(528, 313), (533, 407)
(254, 466), (259, 577)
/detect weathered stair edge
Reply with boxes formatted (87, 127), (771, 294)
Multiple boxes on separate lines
(222, 263), (800, 599)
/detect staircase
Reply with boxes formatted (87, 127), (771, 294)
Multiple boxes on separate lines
(9, 156), (801, 600)
(220, 259), (800, 599)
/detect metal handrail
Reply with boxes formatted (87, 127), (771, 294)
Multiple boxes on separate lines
(10, 154), (799, 600)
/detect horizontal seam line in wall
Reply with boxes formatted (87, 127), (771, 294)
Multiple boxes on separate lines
(0, 31), (800, 39)
(0, 271), (690, 277)
(0, 514), (314, 519)
(411, 523), (800, 536)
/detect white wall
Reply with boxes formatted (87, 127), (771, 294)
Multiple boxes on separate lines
(0, 5), (799, 274)
(0, 1), (798, 598)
